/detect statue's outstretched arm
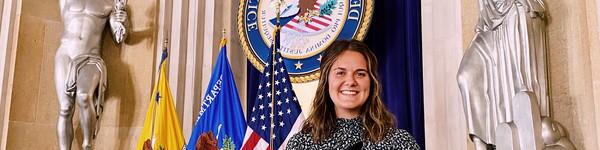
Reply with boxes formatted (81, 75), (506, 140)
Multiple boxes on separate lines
(109, 0), (127, 43)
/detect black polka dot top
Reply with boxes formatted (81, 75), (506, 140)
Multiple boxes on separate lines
(286, 118), (420, 150)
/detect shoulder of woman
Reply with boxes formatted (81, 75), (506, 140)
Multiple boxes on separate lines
(286, 131), (313, 149)
(384, 128), (420, 149)
(291, 131), (311, 141)
(387, 128), (411, 137)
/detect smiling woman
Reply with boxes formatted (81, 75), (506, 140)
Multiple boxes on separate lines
(327, 50), (371, 119)
(285, 40), (420, 150)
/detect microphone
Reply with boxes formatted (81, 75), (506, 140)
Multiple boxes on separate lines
(346, 142), (363, 150)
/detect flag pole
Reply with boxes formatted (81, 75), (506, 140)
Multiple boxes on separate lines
(269, 1), (282, 149)
(149, 38), (169, 149)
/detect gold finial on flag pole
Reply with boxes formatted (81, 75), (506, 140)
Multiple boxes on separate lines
(276, 1), (281, 25)
(220, 29), (228, 47)
(163, 38), (169, 50)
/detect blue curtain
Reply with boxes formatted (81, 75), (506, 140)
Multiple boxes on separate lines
(246, 0), (424, 148)
(363, 0), (424, 148)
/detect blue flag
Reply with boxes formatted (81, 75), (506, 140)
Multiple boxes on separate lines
(186, 38), (246, 150)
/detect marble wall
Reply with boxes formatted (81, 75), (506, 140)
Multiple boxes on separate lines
(0, 0), (20, 148)
(422, 0), (471, 149)
(6, 0), (158, 149)
(544, 0), (600, 149)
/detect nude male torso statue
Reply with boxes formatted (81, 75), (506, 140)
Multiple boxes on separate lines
(55, 0), (126, 149)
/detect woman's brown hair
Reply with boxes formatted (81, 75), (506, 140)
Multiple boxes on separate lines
(301, 40), (396, 142)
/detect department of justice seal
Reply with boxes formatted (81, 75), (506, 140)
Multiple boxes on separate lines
(239, 0), (373, 83)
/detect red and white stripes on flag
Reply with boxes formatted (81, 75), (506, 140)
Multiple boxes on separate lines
(241, 115), (304, 150)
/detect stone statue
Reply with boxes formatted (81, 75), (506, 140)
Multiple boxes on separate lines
(55, 0), (127, 149)
(457, 0), (575, 149)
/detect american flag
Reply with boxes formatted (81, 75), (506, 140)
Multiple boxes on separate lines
(241, 25), (305, 150)
(283, 2), (333, 33)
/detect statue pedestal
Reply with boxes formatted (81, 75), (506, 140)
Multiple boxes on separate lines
(495, 92), (575, 150)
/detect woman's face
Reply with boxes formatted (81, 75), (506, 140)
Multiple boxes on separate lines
(328, 50), (371, 118)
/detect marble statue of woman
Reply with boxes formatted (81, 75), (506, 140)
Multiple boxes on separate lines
(457, 0), (574, 149)
(54, 0), (127, 149)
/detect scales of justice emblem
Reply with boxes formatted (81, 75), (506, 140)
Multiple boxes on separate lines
(239, 0), (373, 82)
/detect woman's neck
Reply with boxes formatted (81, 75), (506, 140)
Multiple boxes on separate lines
(336, 111), (360, 119)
